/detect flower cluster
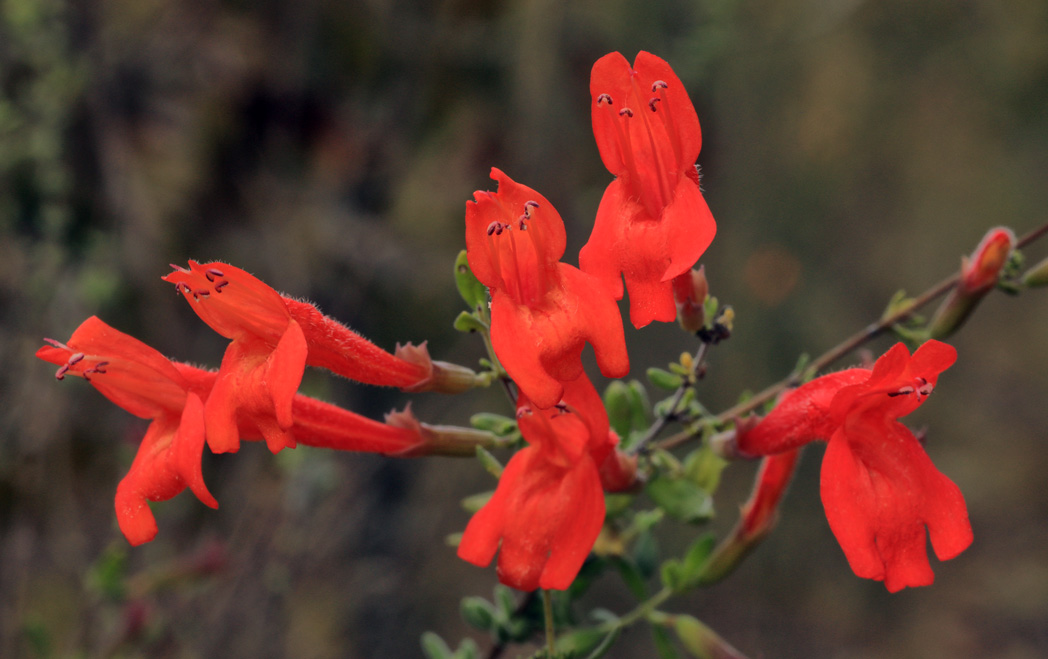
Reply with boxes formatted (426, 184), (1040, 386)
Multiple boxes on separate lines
(37, 265), (477, 545)
(457, 51), (717, 590)
(36, 50), (976, 605)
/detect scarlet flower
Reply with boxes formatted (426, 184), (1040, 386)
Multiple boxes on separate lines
(580, 51), (717, 328)
(36, 317), (217, 546)
(736, 341), (973, 592)
(38, 317), (455, 545)
(465, 168), (629, 409)
(457, 374), (614, 590)
(164, 261), (451, 453)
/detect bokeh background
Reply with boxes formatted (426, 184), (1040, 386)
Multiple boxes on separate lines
(3, 0), (1048, 656)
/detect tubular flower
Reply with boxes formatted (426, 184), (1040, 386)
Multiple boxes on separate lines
(38, 317), (459, 545)
(580, 51), (717, 328)
(164, 261), (458, 453)
(36, 317), (217, 546)
(457, 374), (614, 591)
(736, 341), (972, 592)
(465, 168), (629, 409)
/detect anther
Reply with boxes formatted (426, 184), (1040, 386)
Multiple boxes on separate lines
(523, 200), (539, 217)
(518, 214), (528, 231)
(487, 221), (503, 236)
(619, 107), (634, 117)
(917, 378), (934, 397)
(888, 386), (915, 397)
(516, 406), (533, 419)
(205, 268), (225, 282)
(596, 93), (613, 106)
(214, 280), (229, 292)
(554, 402), (569, 414)
(192, 289), (211, 300)
(89, 361), (109, 375)
(55, 365), (69, 380)
(651, 80), (668, 92)
(67, 352), (85, 366)
(648, 97), (661, 112)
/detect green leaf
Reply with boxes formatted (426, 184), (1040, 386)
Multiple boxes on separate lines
(474, 445), (504, 478)
(683, 447), (728, 495)
(420, 631), (454, 659)
(653, 624), (681, 659)
(555, 628), (610, 656)
(647, 367), (683, 391)
(460, 597), (496, 631)
(611, 556), (648, 600)
(453, 311), (488, 334)
(632, 529), (659, 578)
(454, 250), (488, 310)
(645, 477), (714, 524)
(470, 412), (517, 436)
(461, 491), (493, 513)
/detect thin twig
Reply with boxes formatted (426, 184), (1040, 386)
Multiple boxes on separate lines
(629, 342), (710, 455)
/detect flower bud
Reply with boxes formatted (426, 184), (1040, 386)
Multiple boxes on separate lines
(598, 444), (639, 492)
(929, 227), (1015, 339)
(673, 267), (709, 333)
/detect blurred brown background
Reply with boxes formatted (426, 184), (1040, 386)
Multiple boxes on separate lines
(3, 0), (1047, 656)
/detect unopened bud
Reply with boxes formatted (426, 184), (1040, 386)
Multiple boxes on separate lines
(673, 267), (709, 333)
(929, 227), (1015, 339)
(959, 227), (1015, 295)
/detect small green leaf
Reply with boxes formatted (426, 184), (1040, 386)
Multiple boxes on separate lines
(421, 631), (454, 659)
(475, 445), (504, 478)
(555, 628), (609, 656)
(460, 597), (496, 631)
(611, 556), (648, 599)
(453, 639), (481, 659)
(453, 311), (488, 334)
(632, 528), (659, 578)
(471, 412), (517, 436)
(653, 624), (681, 659)
(647, 367), (683, 391)
(646, 477), (714, 524)
(454, 250), (488, 310)
(461, 491), (493, 513)
(683, 447), (728, 495)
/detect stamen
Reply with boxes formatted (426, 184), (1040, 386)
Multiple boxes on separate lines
(205, 268), (225, 282)
(214, 280), (229, 292)
(619, 107), (634, 117)
(516, 406), (533, 419)
(67, 352), (85, 366)
(192, 289), (211, 300)
(596, 93), (613, 106)
(651, 80), (668, 92)
(90, 361), (109, 374)
(43, 337), (69, 350)
(55, 365), (69, 380)
(487, 221), (503, 236)
(518, 214), (528, 231)
(169, 263), (190, 273)
(553, 402), (569, 414)
(523, 200), (539, 217)
(648, 97), (661, 112)
(888, 386), (915, 398)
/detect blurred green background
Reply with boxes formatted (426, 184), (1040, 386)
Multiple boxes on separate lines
(3, 0), (1048, 656)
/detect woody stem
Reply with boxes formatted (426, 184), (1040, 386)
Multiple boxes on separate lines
(714, 219), (1048, 426)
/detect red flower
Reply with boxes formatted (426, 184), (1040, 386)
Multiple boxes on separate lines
(38, 317), (454, 545)
(465, 168), (629, 409)
(736, 341), (972, 592)
(580, 51), (717, 328)
(36, 317), (217, 546)
(457, 375), (613, 590)
(164, 261), (447, 453)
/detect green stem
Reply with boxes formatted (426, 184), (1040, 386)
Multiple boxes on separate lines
(656, 219), (1048, 452)
(542, 589), (555, 656)
(630, 342), (710, 455)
